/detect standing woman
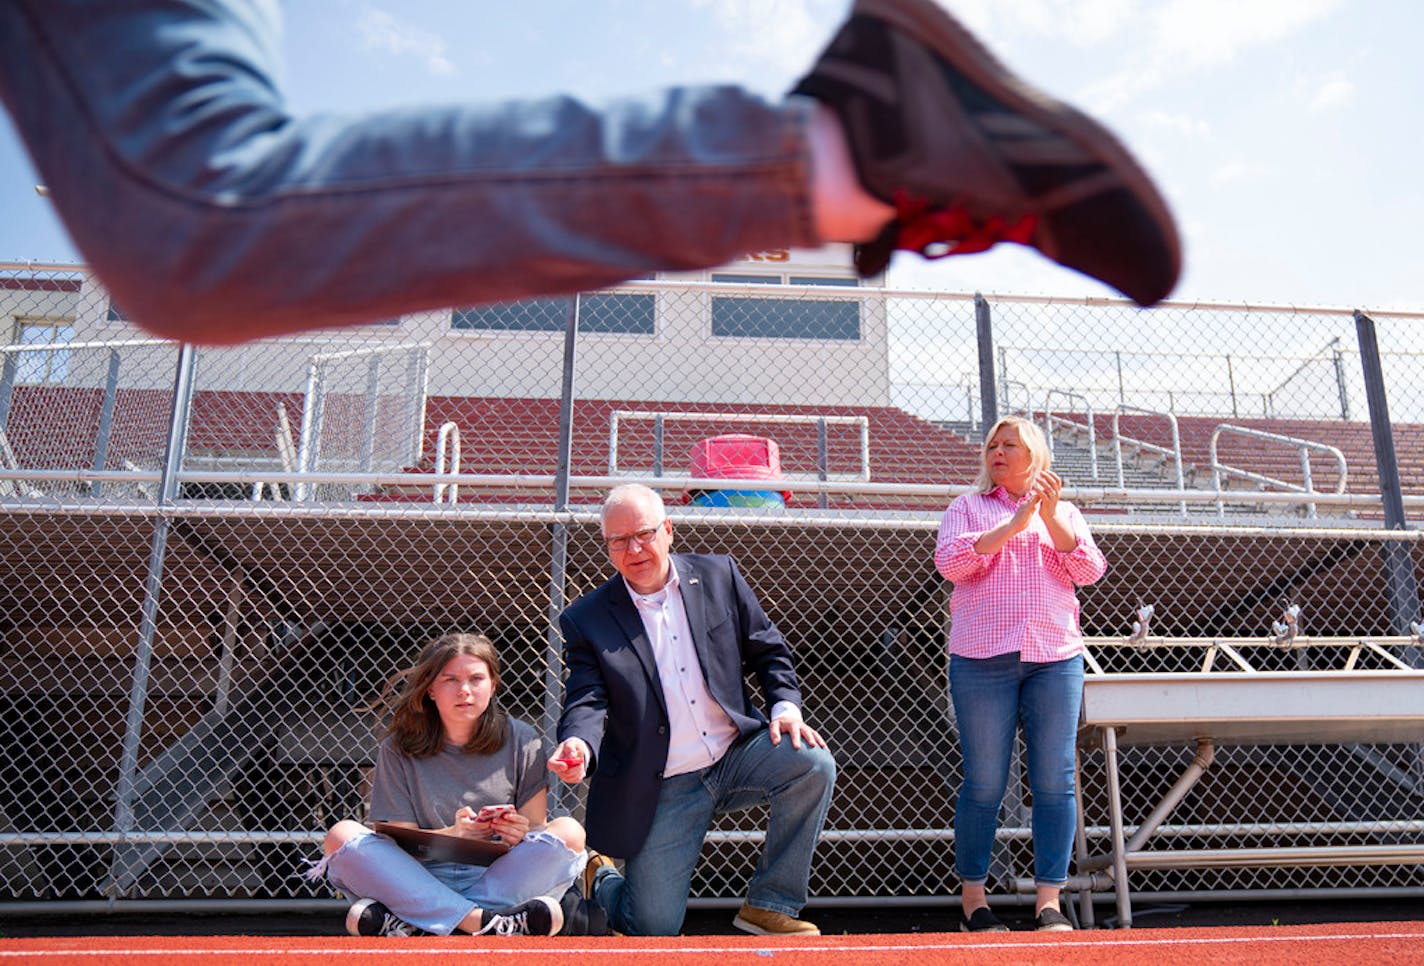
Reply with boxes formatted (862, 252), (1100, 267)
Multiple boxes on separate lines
(934, 416), (1107, 933)
(309, 633), (590, 937)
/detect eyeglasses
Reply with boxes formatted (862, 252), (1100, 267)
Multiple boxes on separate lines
(604, 522), (665, 553)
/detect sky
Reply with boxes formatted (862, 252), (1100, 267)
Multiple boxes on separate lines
(2, 0), (1423, 312)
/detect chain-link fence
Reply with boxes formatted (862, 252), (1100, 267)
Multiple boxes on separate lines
(2, 263), (1421, 911)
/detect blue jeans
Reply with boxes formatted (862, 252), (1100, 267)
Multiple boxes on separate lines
(594, 730), (835, 936)
(0, 1), (818, 341)
(948, 652), (1083, 888)
(311, 828), (585, 935)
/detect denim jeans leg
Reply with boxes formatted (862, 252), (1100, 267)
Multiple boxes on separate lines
(321, 831), (477, 935)
(949, 653), (1021, 885)
(601, 771), (714, 936)
(464, 830), (587, 910)
(0, 1), (820, 341)
(1020, 656), (1084, 886)
(709, 730), (836, 916)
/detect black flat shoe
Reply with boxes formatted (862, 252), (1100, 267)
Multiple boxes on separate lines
(960, 906), (1009, 932)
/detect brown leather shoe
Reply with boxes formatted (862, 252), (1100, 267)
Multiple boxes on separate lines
(581, 850), (618, 900)
(732, 902), (820, 936)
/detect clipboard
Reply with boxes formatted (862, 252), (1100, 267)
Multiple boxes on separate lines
(373, 821), (511, 866)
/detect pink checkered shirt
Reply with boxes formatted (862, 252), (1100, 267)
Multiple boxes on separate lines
(934, 486), (1107, 662)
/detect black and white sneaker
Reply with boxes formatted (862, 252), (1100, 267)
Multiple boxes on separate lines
(475, 896), (564, 936)
(793, 0), (1180, 306)
(346, 898), (425, 937)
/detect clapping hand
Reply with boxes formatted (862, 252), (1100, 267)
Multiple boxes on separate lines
(1030, 470), (1063, 522)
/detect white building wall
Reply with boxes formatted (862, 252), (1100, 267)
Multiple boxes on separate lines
(6, 246), (890, 408)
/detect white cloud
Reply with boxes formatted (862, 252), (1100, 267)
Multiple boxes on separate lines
(1151, 0), (1345, 67)
(690, 0), (834, 79)
(1065, 0), (1139, 46)
(1306, 69), (1356, 112)
(1139, 109), (1211, 139)
(1211, 160), (1268, 184)
(356, 7), (456, 76)
(946, 0), (1137, 47)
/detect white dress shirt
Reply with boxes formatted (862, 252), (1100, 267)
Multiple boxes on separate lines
(627, 561), (799, 777)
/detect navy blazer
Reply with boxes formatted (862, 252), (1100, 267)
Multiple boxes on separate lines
(557, 553), (804, 858)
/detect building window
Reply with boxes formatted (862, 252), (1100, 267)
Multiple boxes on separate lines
(106, 301), (129, 323)
(790, 275), (859, 288)
(710, 274), (860, 341)
(711, 273), (781, 286)
(452, 293), (655, 334)
(12, 319), (74, 382)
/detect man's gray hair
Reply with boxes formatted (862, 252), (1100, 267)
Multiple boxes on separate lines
(601, 483), (666, 530)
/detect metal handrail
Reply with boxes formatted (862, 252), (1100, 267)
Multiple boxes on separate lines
(1042, 389), (1098, 481)
(1112, 406), (1186, 513)
(4, 466), (1424, 513)
(1210, 423), (1348, 519)
(1001, 379), (1034, 421)
(608, 409), (871, 483)
(433, 421), (461, 504)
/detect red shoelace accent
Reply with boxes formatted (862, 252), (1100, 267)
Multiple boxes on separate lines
(892, 191), (1038, 257)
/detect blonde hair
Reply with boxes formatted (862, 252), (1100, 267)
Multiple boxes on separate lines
(973, 415), (1052, 493)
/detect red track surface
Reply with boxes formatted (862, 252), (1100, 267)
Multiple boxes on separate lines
(4, 923), (1422, 966)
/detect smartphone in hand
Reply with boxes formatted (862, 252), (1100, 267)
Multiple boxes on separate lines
(475, 804), (514, 822)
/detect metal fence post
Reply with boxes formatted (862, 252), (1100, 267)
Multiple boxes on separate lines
(89, 349), (121, 497)
(1332, 338), (1351, 421)
(358, 354), (381, 473)
(0, 352), (15, 430)
(1353, 310), (1421, 641)
(653, 413), (665, 480)
(1226, 354), (1238, 418)
(817, 416), (830, 509)
(110, 342), (197, 894)
(545, 295), (580, 812)
(975, 293), (996, 432)
(295, 356), (323, 502)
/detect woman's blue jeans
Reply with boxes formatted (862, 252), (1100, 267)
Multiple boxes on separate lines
(948, 652), (1084, 888)
(0, 1), (819, 341)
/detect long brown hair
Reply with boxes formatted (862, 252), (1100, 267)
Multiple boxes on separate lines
(372, 633), (510, 758)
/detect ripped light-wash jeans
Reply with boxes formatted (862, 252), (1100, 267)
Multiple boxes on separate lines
(306, 827), (585, 935)
(0, 1), (819, 341)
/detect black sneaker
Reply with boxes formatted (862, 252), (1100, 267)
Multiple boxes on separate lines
(1035, 906), (1074, 932)
(792, 0), (1180, 306)
(346, 898), (426, 937)
(559, 884), (610, 936)
(960, 906), (1009, 933)
(475, 896), (564, 936)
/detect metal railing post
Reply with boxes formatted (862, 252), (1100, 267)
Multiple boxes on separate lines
(817, 417), (830, 510)
(294, 357), (323, 502)
(0, 352), (15, 429)
(358, 354), (381, 474)
(653, 414), (665, 480)
(90, 349), (121, 497)
(110, 342), (197, 896)
(1354, 311), (1422, 640)
(545, 295), (581, 812)
(976, 293), (997, 430)
(1332, 338), (1351, 421)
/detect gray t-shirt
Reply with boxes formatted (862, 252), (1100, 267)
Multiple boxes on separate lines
(368, 717), (546, 829)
